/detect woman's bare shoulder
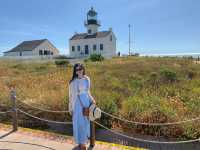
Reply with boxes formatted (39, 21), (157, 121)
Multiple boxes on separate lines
(83, 75), (90, 80)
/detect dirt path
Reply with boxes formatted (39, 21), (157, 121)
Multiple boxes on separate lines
(0, 130), (74, 150)
(0, 124), (145, 150)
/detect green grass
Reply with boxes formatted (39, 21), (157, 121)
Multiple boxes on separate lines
(0, 56), (200, 139)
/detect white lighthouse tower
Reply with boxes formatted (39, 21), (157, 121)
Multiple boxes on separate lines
(84, 7), (101, 34)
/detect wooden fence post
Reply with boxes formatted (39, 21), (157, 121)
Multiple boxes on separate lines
(10, 88), (18, 131)
(90, 121), (95, 148)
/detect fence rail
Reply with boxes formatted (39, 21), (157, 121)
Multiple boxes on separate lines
(101, 110), (200, 126)
(18, 109), (72, 124)
(0, 110), (12, 114)
(18, 99), (69, 113)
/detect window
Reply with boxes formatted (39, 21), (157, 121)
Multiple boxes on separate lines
(45, 50), (50, 55)
(77, 45), (81, 51)
(93, 44), (96, 51)
(88, 29), (92, 34)
(20, 51), (22, 56)
(110, 35), (112, 41)
(72, 46), (75, 52)
(85, 45), (89, 54)
(44, 50), (48, 55)
(85, 45), (88, 50)
(39, 50), (43, 55)
(51, 52), (53, 55)
(100, 44), (103, 50)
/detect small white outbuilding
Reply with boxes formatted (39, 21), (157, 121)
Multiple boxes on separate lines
(3, 39), (59, 59)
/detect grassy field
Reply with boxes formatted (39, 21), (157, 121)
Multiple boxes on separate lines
(0, 56), (200, 140)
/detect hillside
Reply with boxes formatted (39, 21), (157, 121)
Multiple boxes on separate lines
(0, 56), (200, 140)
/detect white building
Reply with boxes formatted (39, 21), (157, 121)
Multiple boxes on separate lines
(69, 7), (117, 59)
(3, 39), (59, 59)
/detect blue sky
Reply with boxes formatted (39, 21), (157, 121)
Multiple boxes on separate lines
(0, 0), (200, 55)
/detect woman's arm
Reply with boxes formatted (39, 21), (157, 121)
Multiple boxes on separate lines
(68, 83), (73, 114)
(88, 90), (96, 104)
(86, 76), (96, 104)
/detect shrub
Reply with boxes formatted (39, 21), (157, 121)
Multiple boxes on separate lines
(55, 60), (69, 67)
(84, 58), (90, 63)
(98, 92), (118, 128)
(182, 123), (200, 139)
(11, 64), (26, 70)
(160, 69), (177, 83)
(89, 54), (104, 62)
(53, 55), (72, 59)
(34, 65), (48, 72)
(128, 74), (143, 93)
(147, 72), (159, 87)
(187, 70), (195, 80)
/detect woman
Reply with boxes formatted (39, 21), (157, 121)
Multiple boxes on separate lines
(68, 63), (96, 150)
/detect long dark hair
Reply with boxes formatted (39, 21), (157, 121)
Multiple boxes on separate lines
(69, 63), (85, 84)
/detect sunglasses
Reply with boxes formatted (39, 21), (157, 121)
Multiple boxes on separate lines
(76, 68), (83, 71)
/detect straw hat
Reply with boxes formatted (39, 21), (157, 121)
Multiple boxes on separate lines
(89, 104), (101, 121)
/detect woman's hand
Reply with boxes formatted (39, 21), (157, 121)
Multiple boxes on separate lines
(92, 99), (96, 104)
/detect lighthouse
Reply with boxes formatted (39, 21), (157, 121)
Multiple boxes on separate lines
(85, 7), (101, 34)
(69, 7), (117, 59)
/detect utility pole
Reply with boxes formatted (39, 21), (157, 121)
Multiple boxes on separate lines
(128, 24), (131, 56)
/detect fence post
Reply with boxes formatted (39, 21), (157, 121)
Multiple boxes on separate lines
(10, 88), (18, 131)
(90, 121), (95, 148)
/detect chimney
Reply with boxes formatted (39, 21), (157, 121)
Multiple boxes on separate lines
(109, 27), (112, 31)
